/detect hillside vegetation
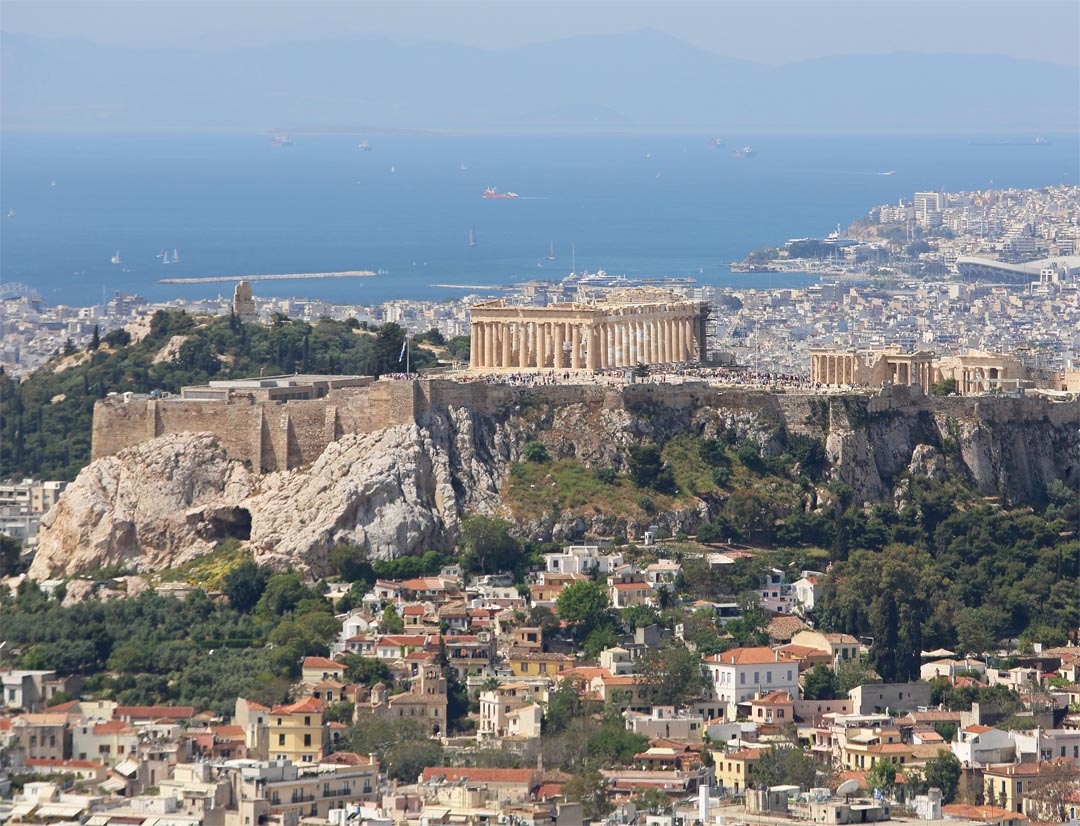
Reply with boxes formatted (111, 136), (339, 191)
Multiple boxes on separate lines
(0, 311), (454, 480)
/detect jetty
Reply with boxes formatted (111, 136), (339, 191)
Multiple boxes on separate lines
(159, 270), (376, 285)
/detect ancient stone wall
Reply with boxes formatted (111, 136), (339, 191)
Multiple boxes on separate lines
(92, 379), (1080, 479)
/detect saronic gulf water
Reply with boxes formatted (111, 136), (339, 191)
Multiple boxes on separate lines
(1, 132), (1077, 306)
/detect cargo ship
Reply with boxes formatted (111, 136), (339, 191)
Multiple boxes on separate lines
(483, 187), (519, 199)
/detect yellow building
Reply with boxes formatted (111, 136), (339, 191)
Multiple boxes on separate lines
(715, 748), (762, 794)
(506, 649), (575, 678)
(270, 697), (329, 764)
(982, 762), (1042, 815)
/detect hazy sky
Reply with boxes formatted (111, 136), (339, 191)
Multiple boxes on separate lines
(3, 0), (1078, 66)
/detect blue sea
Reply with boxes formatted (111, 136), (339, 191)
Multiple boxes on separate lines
(1, 132), (1077, 307)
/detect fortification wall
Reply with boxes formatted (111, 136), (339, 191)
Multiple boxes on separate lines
(92, 379), (1080, 476)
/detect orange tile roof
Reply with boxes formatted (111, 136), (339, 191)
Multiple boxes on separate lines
(303, 656), (342, 669)
(92, 720), (132, 735)
(706, 647), (778, 665)
(725, 749), (763, 760)
(271, 696), (327, 715)
(942, 804), (1028, 822)
(27, 758), (105, 770)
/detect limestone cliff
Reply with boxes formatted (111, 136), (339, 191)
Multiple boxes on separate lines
(29, 433), (256, 580)
(30, 383), (1080, 580)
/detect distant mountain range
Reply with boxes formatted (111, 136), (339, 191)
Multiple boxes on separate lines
(2, 29), (1077, 132)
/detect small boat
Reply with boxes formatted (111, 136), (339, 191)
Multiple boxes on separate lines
(460, 163), (467, 171)
(389, 165), (396, 173)
(880, 170), (896, 176)
(49, 180), (57, 187)
(712, 138), (724, 148)
(162, 250), (172, 264)
(6, 209), (14, 217)
(483, 187), (519, 199)
(357, 141), (371, 151)
(271, 135), (293, 147)
(468, 227), (477, 247)
(546, 241), (556, 261)
(172, 248), (180, 263)
(111, 251), (122, 264)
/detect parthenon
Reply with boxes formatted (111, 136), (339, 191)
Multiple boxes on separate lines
(469, 288), (709, 371)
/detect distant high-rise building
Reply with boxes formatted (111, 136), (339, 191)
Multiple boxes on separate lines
(233, 280), (257, 322)
(914, 191), (944, 228)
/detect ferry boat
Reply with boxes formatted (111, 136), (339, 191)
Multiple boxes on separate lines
(483, 187), (519, 199)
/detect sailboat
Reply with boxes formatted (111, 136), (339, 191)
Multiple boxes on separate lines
(546, 241), (556, 261)
(111, 251), (122, 264)
(468, 227), (477, 247)
(172, 248), (180, 263)
(162, 250), (172, 264)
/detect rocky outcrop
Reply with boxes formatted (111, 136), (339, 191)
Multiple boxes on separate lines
(247, 426), (463, 574)
(30, 434), (256, 580)
(31, 384), (1080, 581)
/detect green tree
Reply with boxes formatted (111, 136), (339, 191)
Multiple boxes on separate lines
(523, 440), (550, 463)
(556, 581), (612, 640)
(563, 769), (613, 820)
(88, 325), (100, 351)
(0, 534), (25, 577)
(906, 750), (961, 803)
(802, 664), (839, 700)
(637, 643), (706, 707)
(627, 445), (675, 493)
(753, 745), (818, 790)
(222, 561), (270, 613)
(327, 545), (376, 584)
(342, 655), (391, 686)
(459, 515), (522, 575)
(382, 604), (404, 634)
(867, 759), (897, 797)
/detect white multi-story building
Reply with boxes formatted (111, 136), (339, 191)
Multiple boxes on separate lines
(704, 647), (799, 719)
(543, 545), (623, 576)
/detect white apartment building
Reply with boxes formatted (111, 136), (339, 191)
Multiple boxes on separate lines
(704, 647), (799, 719)
(543, 545), (624, 576)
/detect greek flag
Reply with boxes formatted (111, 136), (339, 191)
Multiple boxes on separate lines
(399, 337), (407, 363)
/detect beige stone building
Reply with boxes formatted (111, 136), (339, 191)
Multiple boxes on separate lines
(810, 346), (1033, 396)
(468, 288), (709, 371)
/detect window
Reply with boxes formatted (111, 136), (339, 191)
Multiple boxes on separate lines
(787, 670), (793, 681)
(740, 673), (746, 685)
(304, 734), (312, 747)
(279, 734), (286, 746)
(305, 716), (311, 726)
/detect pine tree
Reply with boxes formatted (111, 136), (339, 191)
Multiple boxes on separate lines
(88, 325), (100, 351)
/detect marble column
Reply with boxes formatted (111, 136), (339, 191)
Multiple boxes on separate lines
(571, 325), (581, 369)
(554, 323), (565, 370)
(500, 324), (511, 368)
